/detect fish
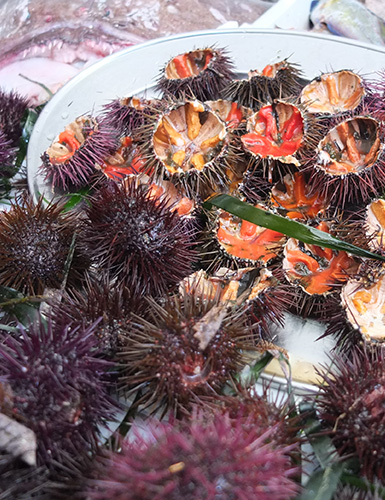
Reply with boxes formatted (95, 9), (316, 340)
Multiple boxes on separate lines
(310, 0), (385, 46)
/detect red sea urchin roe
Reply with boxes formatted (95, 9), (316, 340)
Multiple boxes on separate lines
(226, 101), (244, 128)
(283, 222), (357, 295)
(271, 172), (328, 219)
(241, 103), (304, 159)
(216, 210), (284, 263)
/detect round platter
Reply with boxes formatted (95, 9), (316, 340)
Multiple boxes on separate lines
(26, 28), (385, 390)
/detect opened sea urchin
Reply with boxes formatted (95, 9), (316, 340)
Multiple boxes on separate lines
(156, 47), (235, 101)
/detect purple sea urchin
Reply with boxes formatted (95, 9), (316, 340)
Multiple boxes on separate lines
(79, 179), (197, 296)
(52, 272), (144, 355)
(0, 318), (116, 468)
(0, 130), (17, 169)
(0, 455), (49, 500)
(0, 195), (88, 295)
(88, 411), (299, 500)
(0, 89), (29, 147)
(156, 47), (235, 101)
(101, 95), (153, 139)
(316, 345), (385, 481)
(40, 115), (118, 192)
(118, 286), (258, 413)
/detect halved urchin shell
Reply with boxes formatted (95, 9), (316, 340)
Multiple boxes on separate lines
(201, 205), (286, 271)
(270, 171), (329, 220)
(221, 59), (303, 109)
(40, 115), (118, 192)
(147, 99), (232, 196)
(141, 177), (196, 218)
(300, 70), (365, 115)
(156, 47), (235, 101)
(205, 99), (251, 130)
(307, 115), (383, 207)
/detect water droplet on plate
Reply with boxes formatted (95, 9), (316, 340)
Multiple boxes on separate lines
(61, 112), (69, 120)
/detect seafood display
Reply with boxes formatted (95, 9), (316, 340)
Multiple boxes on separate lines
(3, 30), (385, 499)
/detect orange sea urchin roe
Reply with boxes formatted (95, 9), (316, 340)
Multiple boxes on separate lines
(283, 222), (357, 295)
(241, 102), (304, 160)
(271, 172), (328, 220)
(366, 199), (385, 250)
(317, 117), (380, 176)
(216, 210), (284, 264)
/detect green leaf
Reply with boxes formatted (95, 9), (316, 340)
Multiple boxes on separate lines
(247, 352), (273, 381)
(15, 108), (40, 169)
(0, 286), (41, 324)
(299, 462), (346, 500)
(62, 187), (90, 212)
(203, 194), (385, 262)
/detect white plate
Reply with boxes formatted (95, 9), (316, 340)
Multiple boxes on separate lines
(26, 28), (385, 387)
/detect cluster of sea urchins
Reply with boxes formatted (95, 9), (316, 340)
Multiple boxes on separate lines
(4, 46), (385, 498)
